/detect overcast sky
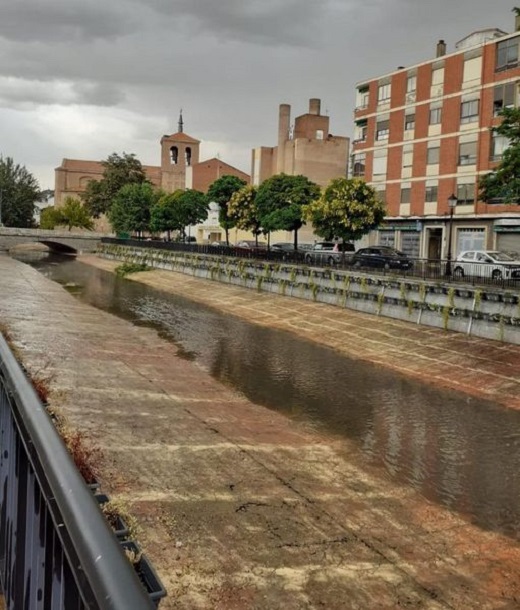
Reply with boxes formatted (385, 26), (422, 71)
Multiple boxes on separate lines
(0, 0), (515, 189)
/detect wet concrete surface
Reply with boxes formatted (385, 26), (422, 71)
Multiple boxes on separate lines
(1, 253), (520, 609)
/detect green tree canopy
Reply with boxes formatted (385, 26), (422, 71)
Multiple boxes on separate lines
(150, 189), (209, 239)
(0, 156), (40, 227)
(40, 197), (94, 231)
(207, 175), (247, 244)
(303, 178), (386, 245)
(479, 107), (520, 203)
(40, 206), (64, 230)
(82, 152), (148, 218)
(255, 174), (320, 249)
(228, 185), (261, 239)
(108, 182), (158, 236)
(150, 190), (183, 240)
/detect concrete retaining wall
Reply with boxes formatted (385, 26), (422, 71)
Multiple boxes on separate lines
(97, 243), (520, 345)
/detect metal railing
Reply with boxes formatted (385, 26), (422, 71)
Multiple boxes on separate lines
(0, 333), (155, 609)
(101, 238), (520, 290)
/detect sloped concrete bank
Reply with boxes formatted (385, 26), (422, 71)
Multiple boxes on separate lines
(3, 253), (520, 609)
(97, 243), (520, 345)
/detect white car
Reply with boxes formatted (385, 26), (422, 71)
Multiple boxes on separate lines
(453, 250), (520, 280)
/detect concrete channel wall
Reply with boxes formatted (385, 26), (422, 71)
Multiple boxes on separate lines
(97, 243), (520, 345)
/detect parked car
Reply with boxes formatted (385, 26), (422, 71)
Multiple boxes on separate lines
(210, 240), (230, 247)
(271, 242), (307, 262)
(352, 246), (412, 270)
(453, 250), (520, 280)
(304, 241), (355, 265)
(236, 240), (267, 249)
(271, 242), (295, 252)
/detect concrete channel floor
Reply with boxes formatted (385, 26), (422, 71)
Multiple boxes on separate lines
(0, 253), (520, 609)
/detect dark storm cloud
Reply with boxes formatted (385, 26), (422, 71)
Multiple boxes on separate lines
(149, 0), (335, 46)
(0, 78), (124, 108)
(0, 0), (137, 42)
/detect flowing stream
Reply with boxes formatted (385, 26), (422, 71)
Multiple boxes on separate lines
(15, 252), (520, 541)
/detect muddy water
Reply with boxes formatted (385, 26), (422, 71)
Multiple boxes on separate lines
(17, 252), (520, 540)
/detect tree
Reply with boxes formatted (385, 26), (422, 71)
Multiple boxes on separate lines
(479, 107), (520, 203)
(0, 156), (40, 227)
(255, 174), (320, 249)
(228, 185), (262, 241)
(177, 189), (209, 235)
(150, 190), (183, 240)
(40, 197), (94, 231)
(303, 178), (386, 250)
(40, 206), (64, 230)
(82, 152), (148, 218)
(150, 189), (209, 240)
(108, 182), (158, 237)
(207, 175), (247, 245)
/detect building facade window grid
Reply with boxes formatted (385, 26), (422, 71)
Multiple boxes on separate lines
(496, 36), (519, 71)
(458, 140), (478, 165)
(456, 182), (476, 205)
(460, 99), (479, 124)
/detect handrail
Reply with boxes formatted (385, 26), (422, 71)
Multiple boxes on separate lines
(0, 333), (154, 609)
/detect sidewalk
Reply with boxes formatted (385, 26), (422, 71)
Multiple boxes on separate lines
(0, 253), (519, 609)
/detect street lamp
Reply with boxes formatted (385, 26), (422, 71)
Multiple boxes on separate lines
(445, 193), (458, 277)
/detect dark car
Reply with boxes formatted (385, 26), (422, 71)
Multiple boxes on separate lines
(352, 246), (412, 270)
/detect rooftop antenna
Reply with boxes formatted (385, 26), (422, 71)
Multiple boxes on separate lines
(178, 109), (184, 133)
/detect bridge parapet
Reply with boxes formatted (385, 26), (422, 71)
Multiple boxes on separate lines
(0, 227), (108, 253)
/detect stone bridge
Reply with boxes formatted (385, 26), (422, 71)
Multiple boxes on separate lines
(0, 227), (107, 254)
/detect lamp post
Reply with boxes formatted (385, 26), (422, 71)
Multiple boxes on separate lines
(445, 193), (458, 277)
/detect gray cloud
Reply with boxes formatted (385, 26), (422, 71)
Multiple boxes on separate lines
(0, 0), (137, 42)
(0, 0), (515, 188)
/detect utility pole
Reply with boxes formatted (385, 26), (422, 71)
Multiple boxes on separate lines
(0, 188), (3, 227)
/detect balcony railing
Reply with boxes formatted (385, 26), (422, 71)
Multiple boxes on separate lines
(0, 334), (155, 609)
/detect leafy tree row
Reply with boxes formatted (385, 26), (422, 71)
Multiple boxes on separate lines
(210, 172), (385, 248)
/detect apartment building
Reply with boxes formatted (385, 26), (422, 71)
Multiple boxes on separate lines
(352, 16), (520, 259)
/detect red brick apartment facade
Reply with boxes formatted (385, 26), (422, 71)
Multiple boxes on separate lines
(352, 22), (520, 259)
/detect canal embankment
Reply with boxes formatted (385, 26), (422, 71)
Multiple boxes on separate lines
(97, 241), (520, 345)
(1, 252), (520, 609)
(86, 254), (520, 412)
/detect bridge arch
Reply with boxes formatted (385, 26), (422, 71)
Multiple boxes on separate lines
(38, 240), (78, 254)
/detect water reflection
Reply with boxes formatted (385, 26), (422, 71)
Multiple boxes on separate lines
(15, 252), (520, 540)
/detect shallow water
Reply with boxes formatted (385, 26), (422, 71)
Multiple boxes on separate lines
(17, 252), (520, 540)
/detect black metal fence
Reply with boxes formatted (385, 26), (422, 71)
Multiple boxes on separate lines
(0, 334), (155, 609)
(101, 238), (520, 290)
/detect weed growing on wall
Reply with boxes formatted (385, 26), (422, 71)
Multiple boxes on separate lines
(115, 263), (149, 277)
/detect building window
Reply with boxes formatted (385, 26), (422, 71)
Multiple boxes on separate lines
(458, 140), (477, 165)
(496, 36), (519, 72)
(404, 113), (415, 131)
(490, 134), (510, 161)
(373, 149), (388, 178)
(427, 146), (440, 165)
(460, 99), (479, 124)
(400, 186), (411, 204)
(406, 75), (417, 93)
(316, 130), (324, 140)
(493, 82), (516, 116)
(355, 119), (367, 142)
(376, 119), (389, 140)
(379, 230), (395, 247)
(456, 182), (476, 205)
(402, 144), (413, 168)
(429, 106), (442, 125)
(425, 183), (438, 202)
(375, 188), (386, 203)
(378, 83), (391, 102)
(352, 153), (366, 177)
(356, 85), (370, 109)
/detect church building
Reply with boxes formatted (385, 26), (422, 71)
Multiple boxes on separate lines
(54, 114), (250, 207)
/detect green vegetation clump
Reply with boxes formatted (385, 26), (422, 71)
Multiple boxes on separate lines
(115, 262), (149, 277)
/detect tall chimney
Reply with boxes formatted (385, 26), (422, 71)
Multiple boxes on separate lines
(309, 98), (321, 115)
(277, 104), (291, 173)
(436, 40), (446, 57)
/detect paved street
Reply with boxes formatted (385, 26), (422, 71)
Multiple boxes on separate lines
(0, 253), (519, 609)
